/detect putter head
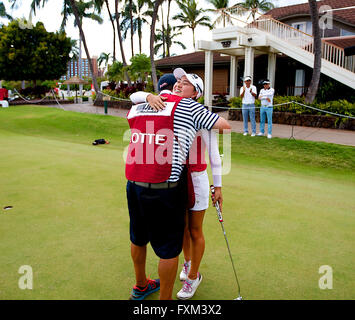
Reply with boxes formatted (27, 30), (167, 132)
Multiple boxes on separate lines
(234, 296), (243, 300)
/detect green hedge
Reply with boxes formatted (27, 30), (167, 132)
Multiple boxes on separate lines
(229, 96), (355, 117)
(67, 96), (89, 102)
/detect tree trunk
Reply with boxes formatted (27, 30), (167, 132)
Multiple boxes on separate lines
(105, 0), (116, 62)
(68, 0), (101, 100)
(161, 5), (165, 58)
(130, 0), (134, 57)
(166, 0), (171, 57)
(192, 28), (195, 50)
(150, 0), (164, 92)
(138, 20), (142, 54)
(305, 0), (322, 104)
(115, 0), (131, 85)
(78, 27), (83, 100)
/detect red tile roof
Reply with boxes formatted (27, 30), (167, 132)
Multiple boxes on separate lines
(266, 0), (355, 26)
(323, 35), (355, 49)
(155, 51), (230, 67)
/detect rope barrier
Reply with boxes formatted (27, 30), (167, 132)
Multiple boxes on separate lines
(50, 90), (65, 110)
(97, 90), (131, 102)
(207, 102), (292, 110)
(95, 91), (355, 120)
(292, 101), (355, 120)
(13, 88), (52, 103)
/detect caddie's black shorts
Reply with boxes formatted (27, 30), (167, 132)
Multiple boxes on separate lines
(126, 178), (187, 259)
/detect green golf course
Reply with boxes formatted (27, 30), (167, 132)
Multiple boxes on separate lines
(0, 106), (354, 300)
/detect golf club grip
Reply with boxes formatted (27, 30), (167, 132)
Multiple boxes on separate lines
(210, 185), (223, 222)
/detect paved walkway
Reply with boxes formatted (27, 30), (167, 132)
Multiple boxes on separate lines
(43, 103), (355, 147)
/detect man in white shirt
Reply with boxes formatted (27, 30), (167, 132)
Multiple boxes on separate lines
(257, 80), (275, 139)
(240, 76), (257, 136)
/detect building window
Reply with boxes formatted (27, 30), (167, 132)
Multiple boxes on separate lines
(292, 22), (307, 33)
(341, 29), (355, 36)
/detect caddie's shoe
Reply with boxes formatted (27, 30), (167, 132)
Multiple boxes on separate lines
(130, 279), (160, 300)
(179, 261), (191, 281)
(257, 132), (264, 136)
(267, 134), (272, 139)
(177, 273), (203, 300)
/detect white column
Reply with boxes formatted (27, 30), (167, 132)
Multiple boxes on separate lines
(243, 47), (254, 82)
(267, 52), (277, 87)
(230, 56), (238, 98)
(204, 50), (213, 110)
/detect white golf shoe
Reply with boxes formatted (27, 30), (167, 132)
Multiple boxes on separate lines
(177, 273), (203, 300)
(251, 133), (256, 137)
(257, 132), (264, 136)
(179, 261), (191, 281)
(243, 132), (248, 136)
(267, 134), (272, 139)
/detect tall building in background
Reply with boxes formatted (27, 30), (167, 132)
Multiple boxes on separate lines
(60, 56), (103, 80)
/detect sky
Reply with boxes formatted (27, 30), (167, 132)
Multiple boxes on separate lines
(0, 0), (308, 62)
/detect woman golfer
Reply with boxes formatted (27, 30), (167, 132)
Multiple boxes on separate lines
(130, 68), (223, 300)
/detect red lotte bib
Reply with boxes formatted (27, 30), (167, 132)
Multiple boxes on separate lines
(125, 94), (183, 183)
(189, 132), (207, 172)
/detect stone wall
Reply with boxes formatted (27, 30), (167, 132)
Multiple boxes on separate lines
(9, 100), (74, 106)
(228, 109), (355, 130)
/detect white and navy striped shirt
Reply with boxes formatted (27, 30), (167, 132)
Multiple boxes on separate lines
(168, 98), (219, 182)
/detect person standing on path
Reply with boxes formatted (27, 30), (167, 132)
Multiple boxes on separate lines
(240, 76), (257, 136)
(257, 80), (275, 139)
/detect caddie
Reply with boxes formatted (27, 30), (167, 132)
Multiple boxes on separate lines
(125, 73), (231, 300)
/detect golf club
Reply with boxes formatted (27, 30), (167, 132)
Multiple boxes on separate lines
(210, 185), (243, 300)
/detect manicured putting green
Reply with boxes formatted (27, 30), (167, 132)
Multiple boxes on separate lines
(0, 106), (354, 300)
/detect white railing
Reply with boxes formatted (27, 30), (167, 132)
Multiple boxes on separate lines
(248, 17), (355, 73)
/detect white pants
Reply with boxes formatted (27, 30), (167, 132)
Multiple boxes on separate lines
(190, 170), (209, 211)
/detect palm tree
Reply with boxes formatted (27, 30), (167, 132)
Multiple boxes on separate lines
(61, 0), (103, 99)
(115, 0), (131, 85)
(207, 0), (233, 28)
(69, 39), (79, 60)
(128, 0), (134, 57)
(154, 25), (186, 58)
(150, 0), (164, 92)
(136, 0), (153, 54)
(98, 52), (111, 69)
(91, 0), (116, 61)
(67, 0), (102, 98)
(237, 0), (274, 21)
(305, 0), (321, 103)
(120, 0), (152, 56)
(173, 0), (212, 49)
(120, 1), (137, 57)
(0, 1), (12, 20)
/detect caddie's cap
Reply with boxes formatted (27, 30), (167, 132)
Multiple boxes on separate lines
(157, 73), (177, 92)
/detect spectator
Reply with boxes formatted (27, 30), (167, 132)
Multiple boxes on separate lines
(257, 80), (275, 139)
(240, 76), (257, 136)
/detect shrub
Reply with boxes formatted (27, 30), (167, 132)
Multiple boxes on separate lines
(19, 86), (51, 98)
(229, 96), (355, 117)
